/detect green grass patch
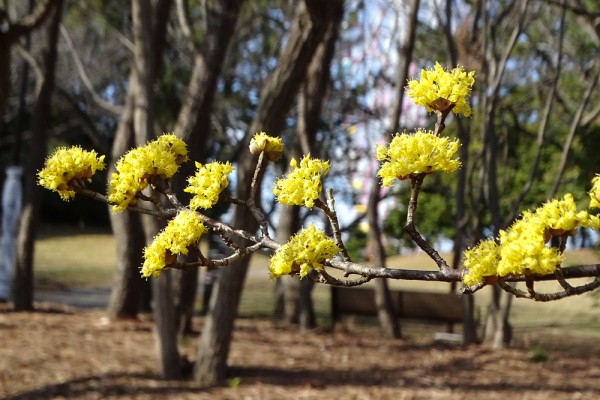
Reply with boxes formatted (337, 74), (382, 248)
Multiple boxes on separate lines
(33, 229), (600, 340)
(35, 229), (116, 289)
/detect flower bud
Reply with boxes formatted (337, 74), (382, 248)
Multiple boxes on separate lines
(249, 132), (284, 161)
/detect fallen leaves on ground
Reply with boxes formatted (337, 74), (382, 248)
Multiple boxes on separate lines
(1, 303), (600, 400)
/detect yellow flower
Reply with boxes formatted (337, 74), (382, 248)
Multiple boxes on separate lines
(141, 211), (207, 278)
(249, 132), (284, 161)
(376, 129), (460, 186)
(154, 133), (188, 164)
(496, 213), (563, 278)
(462, 194), (598, 286)
(589, 175), (600, 209)
(273, 155), (329, 208)
(407, 62), (475, 117)
(37, 146), (106, 201)
(535, 193), (600, 235)
(184, 161), (234, 210)
(269, 224), (339, 279)
(108, 134), (188, 212)
(462, 238), (500, 286)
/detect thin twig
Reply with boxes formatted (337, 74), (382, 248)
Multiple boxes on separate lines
(404, 174), (451, 271)
(317, 267), (372, 286)
(247, 151), (270, 238)
(314, 193), (351, 261)
(76, 186), (600, 297)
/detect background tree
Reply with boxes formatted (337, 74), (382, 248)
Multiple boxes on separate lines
(13, 0), (63, 311)
(194, 0), (344, 385)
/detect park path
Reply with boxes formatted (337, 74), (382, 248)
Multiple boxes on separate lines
(35, 286), (111, 309)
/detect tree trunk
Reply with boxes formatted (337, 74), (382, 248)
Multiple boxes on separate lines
(273, 204), (301, 325)
(442, 0), (478, 345)
(130, 0), (181, 379)
(107, 0), (172, 320)
(106, 82), (147, 319)
(0, 0), (58, 134)
(484, 285), (513, 349)
(273, 0), (344, 329)
(13, 0), (63, 311)
(365, 0), (420, 339)
(194, 0), (342, 386)
(170, 0), (244, 338)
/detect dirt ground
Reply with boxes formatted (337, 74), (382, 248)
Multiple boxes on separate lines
(1, 302), (600, 400)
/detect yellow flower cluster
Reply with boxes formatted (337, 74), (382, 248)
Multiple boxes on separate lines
(249, 132), (284, 161)
(185, 161), (234, 210)
(141, 211), (207, 278)
(407, 62), (475, 117)
(273, 155), (330, 208)
(108, 134), (188, 212)
(37, 146), (106, 200)
(536, 193), (600, 235)
(462, 238), (500, 287)
(463, 194), (599, 286)
(590, 175), (600, 209)
(376, 129), (460, 186)
(269, 224), (339, 279)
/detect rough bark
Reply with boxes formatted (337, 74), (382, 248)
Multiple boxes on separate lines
(13, 0), (63, 311)
(194, 0), (342, 386)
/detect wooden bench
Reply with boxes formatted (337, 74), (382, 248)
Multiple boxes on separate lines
(331, 286), (464, 326)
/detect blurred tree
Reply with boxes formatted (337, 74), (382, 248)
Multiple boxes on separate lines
(365, 0), (420, 339)
(0, 0), (58, 136)
(13, 0), (63, 311)
(194, 0), (344, 386)
(273, 0), (344, 330)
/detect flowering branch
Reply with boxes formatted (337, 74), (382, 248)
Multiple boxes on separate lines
(35, 63), (600, 302)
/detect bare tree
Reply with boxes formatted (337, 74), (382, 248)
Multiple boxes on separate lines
(364, 0), (420, 339)
(194, 0), (344, 386)
(170, 0), (244, 336)
(0, 0), (58, 135)
(274, 0), (344, 330)
(13, 0), (63, 311)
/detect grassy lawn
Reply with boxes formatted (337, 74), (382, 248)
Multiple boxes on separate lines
(34, 227), (600, 338)
(35, 226), (116, 289)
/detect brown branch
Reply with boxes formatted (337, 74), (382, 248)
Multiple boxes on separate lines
(314, 193), (350, 262)
(8, 0), (59, 39)
(59, 25), (123, 115)
(76, 186), (600, 299)
(316, 268), (372, 287)
(550, 64), (600, 197)
(247, 151), (270, 238)
(404, 174), (451, 271)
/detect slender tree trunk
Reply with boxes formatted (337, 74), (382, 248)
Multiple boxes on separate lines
(365, 0), (420, 339)
(194, 0), (342, 386)
(13, 0), (63, 311)
(129, 0), (182, 379)
(441, 0), (478, 345)
(274, 0), (343, 330)
(478, 0), (529, 349)
(273, 204), (301, 325)
(170, 0), (244, 337)
(106, 81), (147, 319)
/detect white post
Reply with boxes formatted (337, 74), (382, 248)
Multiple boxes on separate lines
(0, 166), (23, 301)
